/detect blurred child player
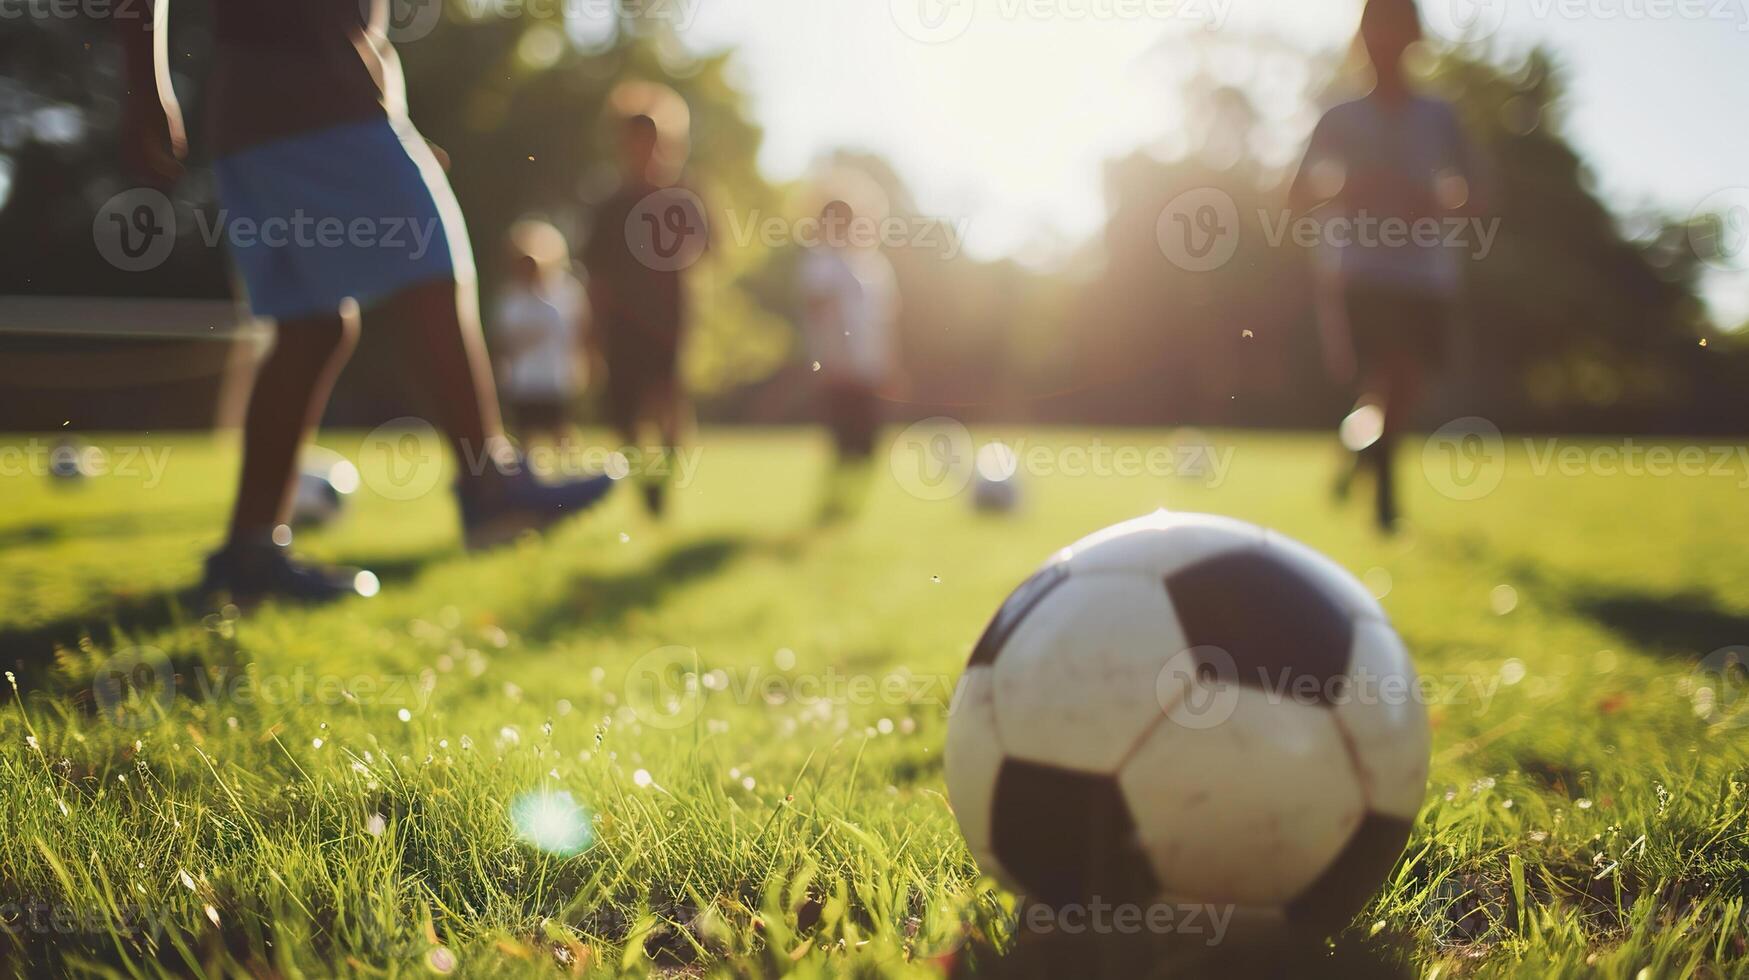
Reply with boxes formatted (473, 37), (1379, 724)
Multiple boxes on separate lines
(583, 112), (708, 518)
(1289, 0), (1484, 531)
(119, 0), (614, 603)
(494, 220), (587, 449)
(798, 200), (900, 520)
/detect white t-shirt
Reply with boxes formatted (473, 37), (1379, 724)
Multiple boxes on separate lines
(493, 274), (585, 400)
(798, 246), (898, 386)
(1301, 93), (1478, 297)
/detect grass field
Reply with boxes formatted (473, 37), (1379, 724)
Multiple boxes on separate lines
(2, 428), (1747, 978)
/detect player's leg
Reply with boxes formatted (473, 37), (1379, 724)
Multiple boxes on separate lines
(203, 307), (374, 601)
(378, 277), (507, 466)
(227, 310), (358, 537)
(1371, 350), (1423, 532)
(375, 277), (613, 549)
(640, 375), (686, 517)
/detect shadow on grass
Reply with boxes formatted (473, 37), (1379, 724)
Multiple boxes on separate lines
(517, 535), (754, 643)
(1570, 590), (1749, 659)
(0, 507), (216, 551)
(1488, 551), (1749, 659)
(0, 545), (456, 671)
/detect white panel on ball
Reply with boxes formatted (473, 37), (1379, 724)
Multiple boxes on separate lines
(1064, 510), (1264, 579)
(991, 573), (1189, 773)
(1334, 620), (1431, 821)
(944, 667), (1009, 876)
(1120, 689), (1363, 908)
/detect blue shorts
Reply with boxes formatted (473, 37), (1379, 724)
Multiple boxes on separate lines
(212, 117), (474, 321)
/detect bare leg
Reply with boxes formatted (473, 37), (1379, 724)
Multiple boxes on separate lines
(227, 308), (359, 542)
(1369, 356), (1423, 532)
(374, 277), (508, 478)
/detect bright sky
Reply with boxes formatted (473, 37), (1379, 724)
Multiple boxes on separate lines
(678, 0), (1749, 322)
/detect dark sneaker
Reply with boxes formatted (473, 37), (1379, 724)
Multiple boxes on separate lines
(201, 540), (377, 605)
(458, 468), (616, 551)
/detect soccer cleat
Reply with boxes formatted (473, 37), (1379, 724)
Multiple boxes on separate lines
(457, 467), (616, 551)
(200, 539), (377, 605)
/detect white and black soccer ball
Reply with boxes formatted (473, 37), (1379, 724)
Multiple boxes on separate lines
(291, 449), (360, 528)
(971, 442), (1021, 514)
(945, 510), (1428, 929)
(48, 437), (99, 483)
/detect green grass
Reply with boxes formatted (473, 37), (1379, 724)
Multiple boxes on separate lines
(2, 428), (1746, 978)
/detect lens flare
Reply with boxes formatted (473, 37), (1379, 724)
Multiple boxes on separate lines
(510, 790), (594, 856)
(1339, 405), (1385, 453)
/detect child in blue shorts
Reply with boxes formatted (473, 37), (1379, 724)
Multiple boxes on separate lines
(119, 0), (614, 602)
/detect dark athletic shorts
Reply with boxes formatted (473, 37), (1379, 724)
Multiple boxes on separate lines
(1344, 286), (1452, 375)
(602, 328), (680, 434)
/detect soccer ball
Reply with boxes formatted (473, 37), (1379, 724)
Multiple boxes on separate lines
(945, 510), (1428, 929)
(290, 449), (360, 528)
(971, 442), (1021, 514)
(48, 437), (100, 483)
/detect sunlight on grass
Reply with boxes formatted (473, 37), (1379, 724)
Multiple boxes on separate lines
(1, 430), (1746, 976)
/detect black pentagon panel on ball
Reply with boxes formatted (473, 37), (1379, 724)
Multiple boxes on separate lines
(1283, 812), (1414, 929)
(1164, 549), (1354, 705)
(990, 759), (1160, 908)
(967, 560), (1070, 668)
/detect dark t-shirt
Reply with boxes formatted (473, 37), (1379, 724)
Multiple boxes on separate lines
(212, 0), (366, 48)
(582, 182), (708, 354)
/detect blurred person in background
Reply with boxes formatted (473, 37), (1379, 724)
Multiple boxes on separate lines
(583, 112), (708, 519)
(1289, 0), (1485, 533)
(493, 219), (588, 452)
(798, 199), (901, 523)
(118, 0), (614, 602)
